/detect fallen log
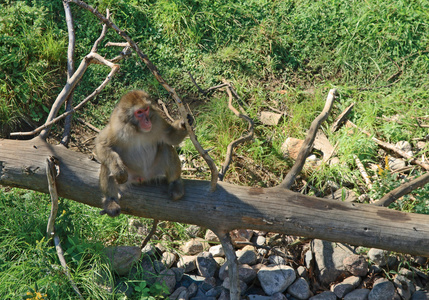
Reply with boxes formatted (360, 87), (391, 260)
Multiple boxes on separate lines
(1, 137), (429, 257)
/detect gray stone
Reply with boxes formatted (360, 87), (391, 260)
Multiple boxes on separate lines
(171, 267), (185, 282)
(282, 137), (304, 160)
(269, 255), (286, 265)
(115, 281), (134, 298)
(209, 244), (225, 257)
(181, 238), (204, 255)
(394, 274), (415, 300)
(219, 263), (257, 283)
(297, 266), (308, 278)
(309, 291), (337, 300)
(257, 265), (296, 296)
(272, 292), (288, 300)
(161, 252), (177, 269)
(230, 229), (254, 247)
(139, 256), (158, 284)
(104, 246), (141, 276)
(247, 295), (272, 300)
(156, 269), (177, 295)
(305, 250), (313, 269)
(222, 277), (247, 295)
(187, 282), (198, 298)
(287, 277), (311, 299)
(205, 286), (224, 298)
(260, 111), (283, 126)
(141, 244), (158, 257)
(311, 239), (354, 286)
(170, 286), (188, 300)
(367, 248), (390, 267)
(255, 235), (266, 246)
(205, 230), (219, 243)
(388, 157), (406, 170)
(196, 252), (218, 278)
(177, 255), (197, 273)
(236, 246), (258, 265)
(154, 259), (167, 273)
(331, 276), (361, 298)
(368, 279), (395, 300)
(185, 224), (202, 238)
(411, 291), (429, 300)
(399, 268), (414, 278)
(344, 288), (370, 300)
(218, 289), (230, 300)
(343, 255), (368, 276)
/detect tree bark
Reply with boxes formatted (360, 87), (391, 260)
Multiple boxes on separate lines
(2, 137), (429, 257)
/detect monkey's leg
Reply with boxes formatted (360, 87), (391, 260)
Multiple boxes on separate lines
(156, 145), (185, 200)
(99, 164), (122, 217)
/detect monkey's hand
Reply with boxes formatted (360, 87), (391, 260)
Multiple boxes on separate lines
(111, 160), (128, 184)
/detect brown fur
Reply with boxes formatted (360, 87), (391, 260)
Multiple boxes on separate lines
(94, 90), (187, 217)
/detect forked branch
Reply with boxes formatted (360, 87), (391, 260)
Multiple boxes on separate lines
(279, 88), (337, 189)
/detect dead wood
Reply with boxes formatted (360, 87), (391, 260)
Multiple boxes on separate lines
(331, 103), (354, 132)
(279, 89), (337, 189)
(2, 137), (429, 257)
(373, 172), (429, 207)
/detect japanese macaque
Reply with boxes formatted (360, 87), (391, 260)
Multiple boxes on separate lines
(94, 90), (188, 217)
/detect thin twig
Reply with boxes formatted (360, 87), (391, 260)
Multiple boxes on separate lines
(373, 172), (429, 207)
(279, 89), (337, 189)
(11, 55), (119, 137)
(69, 0), (219, 191)
(140, 219), (159, 250)
(46, 157), (83, 299)
(76, 117), (100, 133)
(347, 120), (429, 171)
(354, 155), (373, 190)
(158, 99), (175, 122)
(219, 81), (254, 181)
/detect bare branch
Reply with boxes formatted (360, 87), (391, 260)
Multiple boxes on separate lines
(91, 9), (110, 53)
(61, 0), (76, 147)
(76, 118), (100, 133)
(69, 0), (219, 191)
(140, 219), (159, 250)
(347, 120), (429, 171)
(219, 81), (254, 181)
(105, 42), (130, 47)
(331, 102), (354, 132)
(279, 89), (337, 189)
(354, 155), (373, 190)
(11, 55), (119, 137)
(373, 172), (429, 207)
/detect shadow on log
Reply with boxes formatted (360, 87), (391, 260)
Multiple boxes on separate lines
(1, 137), (429, 257)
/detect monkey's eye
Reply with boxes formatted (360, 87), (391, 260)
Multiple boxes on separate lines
(135, 107), (150, 117)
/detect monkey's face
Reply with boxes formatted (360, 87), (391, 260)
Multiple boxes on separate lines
(134, 106), (152, 132)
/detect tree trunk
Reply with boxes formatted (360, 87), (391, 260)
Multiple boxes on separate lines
(1, 137), (429, 256)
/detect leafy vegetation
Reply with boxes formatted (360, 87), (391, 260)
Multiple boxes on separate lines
(1, 0), (429, 298)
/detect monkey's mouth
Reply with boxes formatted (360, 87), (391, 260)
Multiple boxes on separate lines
(139, 117), (152, 132)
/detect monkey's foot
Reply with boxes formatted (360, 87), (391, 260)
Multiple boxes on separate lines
(100, 197), (121, 217)
(168, 179), (185, 201)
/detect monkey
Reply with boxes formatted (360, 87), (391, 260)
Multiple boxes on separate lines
(94, 90), (188, 217)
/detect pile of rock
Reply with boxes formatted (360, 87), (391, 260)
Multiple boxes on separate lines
(102, 226), (429, 299)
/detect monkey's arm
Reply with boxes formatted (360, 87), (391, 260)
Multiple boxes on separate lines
(162, 119), (188, 145)
(94, 128), (128, 184)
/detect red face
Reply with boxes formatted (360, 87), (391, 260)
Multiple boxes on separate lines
(134, 106), (152, 132)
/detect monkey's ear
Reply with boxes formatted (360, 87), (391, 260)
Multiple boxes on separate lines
(186, 114), (194, 126)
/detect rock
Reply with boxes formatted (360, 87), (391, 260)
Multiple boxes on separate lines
(269, 255), (286, 265)
(327, 188), (358, 202)
(399, 268), (414, 278)
(257, 265), (296, 295)
(388, 157), (406, 170)
(205, 230), (220, 243)
(272, 292), (288, 300)
(343, 254), (368, 276)
(181, 238), (204, 255)
(367, 248), (390, 267)
(281, 137), (305, 160)
(311, 239), (354, 286)
(214, 257), (226, 266)
(115, 281), (134, 297)
(104, 246), (141, 276)
(154, 259), (167, 273)
(236, 246), (258, 265)
(297, 266), (308, 279)
(161, 252), (177, 269)
(309, 291), (337, 300)
(331, 276), (361, 298)
(205, 286), (224, 298)
(218, 289), (230, 300)
(395, 141), (413, 155)
(287, 277), (311, 299)
(177, 255), (197, 273)
(196, 252), (218, 278)
(230, 229), (254, 247)
(141, 244), (158, 257)
(253, 235), (266, 247)
(343, 288), (370, 300)
(156, 269), (177, 295)
(394, 274), (415, 300)
(185, 224), (202, 238)
(222, 277), (247, 295)
(187, 282), (198, 298)
(411, 291), (429, 300)
(260, 111), (283, 126)
(247, 295), (272, 300)
(171, 267), (185, 282)
(368, 278), (395, 300)
(201, 277), (217, 292)
(238, 264), (258, 283)
(304, 250), (313, 269)
(170, 286), (188, 300)
(209, 244), (225, 257)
